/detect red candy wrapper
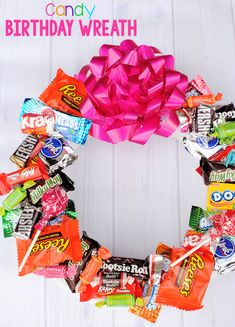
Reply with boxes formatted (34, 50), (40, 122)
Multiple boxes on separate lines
(39, 69), (87, 117)
(183, 230), (212, 250)
(34, 264), (76, 278)
(17, 215), (82, 276)
(196, 145), (235, 176)
(156, 247), (214, 310)
(21, 112), (55, 136)
(34, 185), (68, 231)
(80, 277), (143, 302)
(0, 159), (49, 195)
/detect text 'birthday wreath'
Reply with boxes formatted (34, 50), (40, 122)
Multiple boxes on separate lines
(1, 39), (235, 324)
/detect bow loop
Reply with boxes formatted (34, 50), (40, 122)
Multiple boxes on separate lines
(76, 40), (188, 144)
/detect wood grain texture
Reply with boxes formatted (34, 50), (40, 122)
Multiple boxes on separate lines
(0, 0), (235, 326)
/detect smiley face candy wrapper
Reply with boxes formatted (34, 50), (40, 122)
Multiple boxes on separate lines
(156, 247), (214, 311)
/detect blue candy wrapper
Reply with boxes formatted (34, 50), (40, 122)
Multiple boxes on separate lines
(19, 98), (92, 145)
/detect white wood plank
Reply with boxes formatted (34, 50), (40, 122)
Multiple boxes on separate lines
(0, 1), (52, 326)
(112, 1), (183, 326)
(174, 1), (235, 326)
(45, 1), (115, 327)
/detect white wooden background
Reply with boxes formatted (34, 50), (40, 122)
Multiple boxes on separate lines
(1, 0), (235, 326)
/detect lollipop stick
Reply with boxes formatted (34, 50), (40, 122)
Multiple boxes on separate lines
(170, 237), (210, 268)
(18, 230), (41, 273)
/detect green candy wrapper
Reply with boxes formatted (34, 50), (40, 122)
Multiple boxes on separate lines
(189, 206), (214, 232)
(65, 199), (77, 219)
(1, 208), (22, 238)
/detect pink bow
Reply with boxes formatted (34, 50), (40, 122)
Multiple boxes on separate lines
(76, 39), (188, 144)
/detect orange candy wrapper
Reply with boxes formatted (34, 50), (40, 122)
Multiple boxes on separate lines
(17, 215), (82, 276)
(156, 247), (214, 311)
(39, 69), (87, 117)
(129, 305), (161, 324)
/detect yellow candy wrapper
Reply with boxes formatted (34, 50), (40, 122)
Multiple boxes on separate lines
(207, 183), (235, 210)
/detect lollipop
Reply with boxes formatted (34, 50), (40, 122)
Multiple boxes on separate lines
(18, 185), (68, 273)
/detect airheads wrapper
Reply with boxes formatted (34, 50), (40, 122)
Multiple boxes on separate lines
(207, 183), (235, 210)
(39, 69), (87, 117)
(156, 247), (214, 311)
(16, 215), (82, 276)
(19, 99), (92, 145)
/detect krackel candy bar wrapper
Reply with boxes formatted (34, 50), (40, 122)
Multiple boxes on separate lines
(19, 98), (92, 145)
(16, 215), (82, 276)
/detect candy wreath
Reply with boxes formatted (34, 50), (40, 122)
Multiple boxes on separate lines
(1, 39), (235, 323)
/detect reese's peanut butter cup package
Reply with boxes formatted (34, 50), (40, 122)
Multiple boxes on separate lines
(156, 247), (214, 311)
(17, 215), (82, 276)
(39, 69), (87, 117)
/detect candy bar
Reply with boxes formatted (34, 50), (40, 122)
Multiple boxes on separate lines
(156, 247), (214, 310)
(190, 104), (215, 136)
(10, 135), (39, 168)
(21, 112), (55, 136)
(200, 157), (235, 184)
(39, 137), (77, 173)
(39, 69), (87, 117)
(14, 204), (42, 240)
(214, 103), (235, 127)
(102, 257), (149, 280)
(19, 99), (92, 145)
(207, 183), (235, 210)
(65, 231), (100, 293)
(28, 171), (74, 204)
(17, 215), (82, 276)
(0, 160), (48, 195)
